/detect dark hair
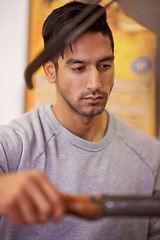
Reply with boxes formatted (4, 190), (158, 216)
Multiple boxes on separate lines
(42, 1), (114, 68)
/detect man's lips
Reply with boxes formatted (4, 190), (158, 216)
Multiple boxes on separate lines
(79, 91), (108, 102)
(82, 95), (104, 103)
(83, 95), (102, 99)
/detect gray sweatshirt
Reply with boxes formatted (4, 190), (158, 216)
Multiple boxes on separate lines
(0, 105), (160, 240)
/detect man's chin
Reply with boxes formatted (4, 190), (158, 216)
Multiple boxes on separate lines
(80, 107), (105, 117)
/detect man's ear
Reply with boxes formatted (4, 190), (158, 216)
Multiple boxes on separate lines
(43, 60), (56, 84)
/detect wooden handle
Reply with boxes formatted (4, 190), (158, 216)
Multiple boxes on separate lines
(61, 193), (160, 219)
(61, 193), (104, 220)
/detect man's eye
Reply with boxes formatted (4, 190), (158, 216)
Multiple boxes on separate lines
(72, 66), (86, 72)
(98, 64), (111, 71)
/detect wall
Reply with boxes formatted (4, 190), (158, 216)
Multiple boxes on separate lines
(0, 0), (29, 125)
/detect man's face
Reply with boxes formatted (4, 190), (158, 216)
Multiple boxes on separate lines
(55, 32), (114, 117)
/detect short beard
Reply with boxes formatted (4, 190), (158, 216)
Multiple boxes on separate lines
(57, 82), (108, 117)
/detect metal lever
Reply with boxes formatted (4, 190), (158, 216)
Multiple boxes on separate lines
(62, 194), (160, 220)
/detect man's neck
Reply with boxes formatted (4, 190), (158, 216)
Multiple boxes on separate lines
(52, 105), (108, 142)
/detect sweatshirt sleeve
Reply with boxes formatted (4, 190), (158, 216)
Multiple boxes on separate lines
(0, 126), (23, 173)
(148, 203), (160, 239)
(148, 155), (160, 239)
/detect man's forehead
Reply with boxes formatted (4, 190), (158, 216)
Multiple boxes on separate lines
(57, 32), (113, 63)
(66, 32), (111, 50)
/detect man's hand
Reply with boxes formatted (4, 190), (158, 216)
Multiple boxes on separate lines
(0, 170), (64, 225)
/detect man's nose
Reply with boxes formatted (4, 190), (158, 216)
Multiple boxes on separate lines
(86, 68), (102, 91)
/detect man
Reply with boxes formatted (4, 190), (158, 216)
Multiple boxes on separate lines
(0, 1), (160, 240)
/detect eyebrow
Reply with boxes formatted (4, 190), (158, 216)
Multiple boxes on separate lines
(99, 56), (115, 62)
(66, 55), (115, 65)
(66, 59), (85, 65)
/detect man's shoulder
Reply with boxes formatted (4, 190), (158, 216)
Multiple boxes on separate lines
(0, 105), (56, 142)
(109, 112), (160, 152)
(0, 105), (58, 172)
(108, 113), (160, 177)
